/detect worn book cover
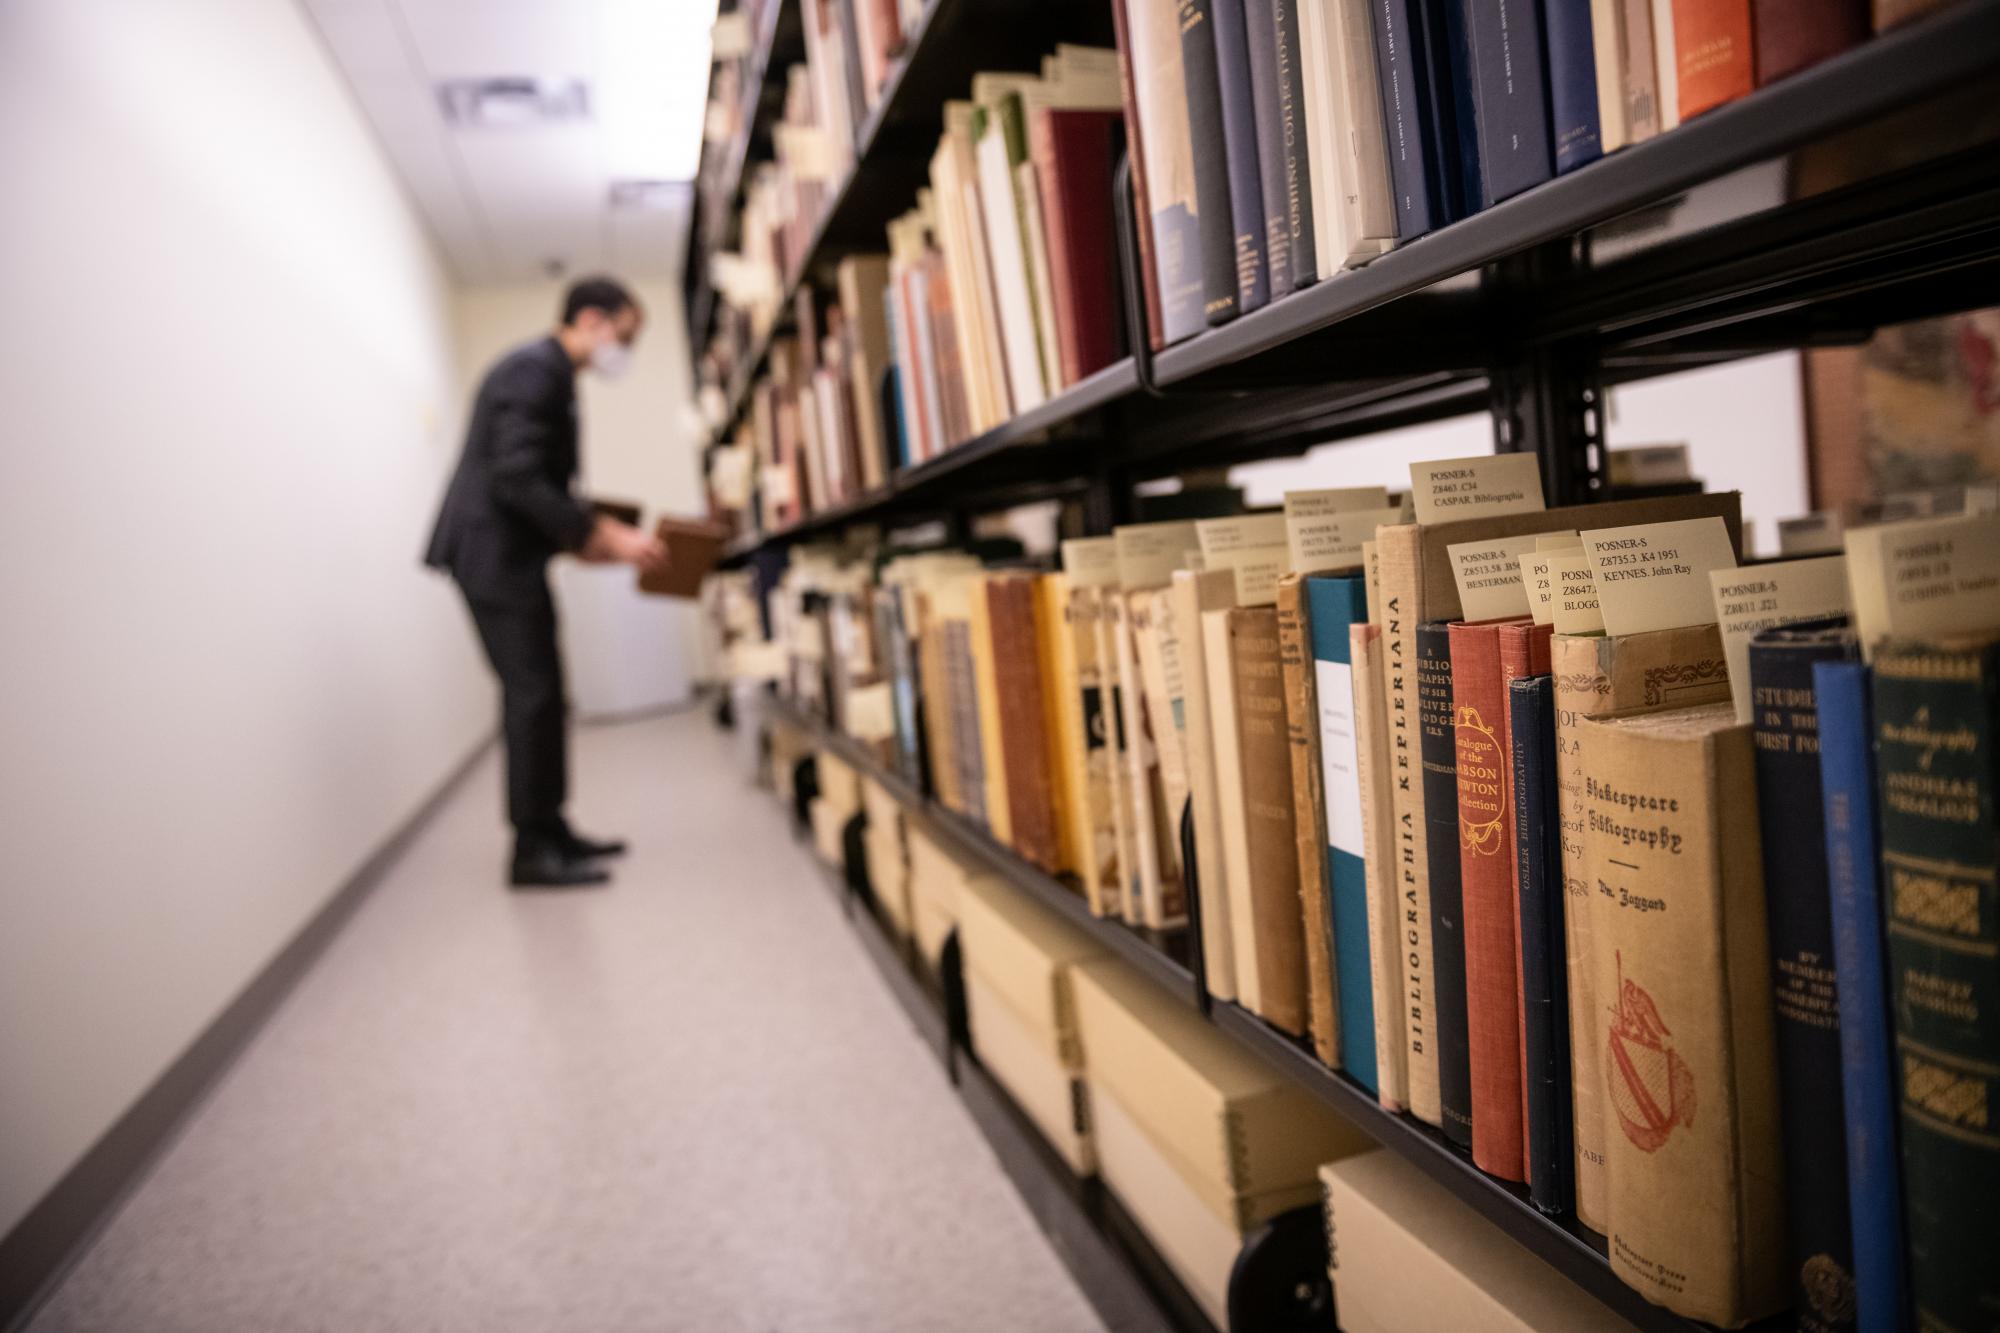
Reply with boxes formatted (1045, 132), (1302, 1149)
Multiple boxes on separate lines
(1034, 574), (1084, 878)
(1670, 0), (1755, 118)
(1580, 703), (1787, 1327)
(968, 575), (1014, 844)
(1353, 621), (1411, 1110)
(1119, 590), (1185, 928)
(1176, 570), (1242, 1001)
(1511, 675), (1573, 1217)
(1206, 606), (1262, 1014)
(1550, 623), (1729, 1232)
(1207, 0), (1272, 312)
(1179, 0), (1244, 324)
(1752, 0), (1867, 84)
(1497, 621), (1555, 1148)
(1123, 0), (1212, 342)
(1133, 588), (1191, 885)
(1064, 583), (1123, 917)
(1230, 606), (1310, 1035)
(1108, 0), (1166, 351)
(1278, 574), (1339, 1063)
(1099, 591), (1139, 923)
(1418, 623), (1473, 1148)
(986, 575), (1063, 874)
(1242, 0), (1295, 301)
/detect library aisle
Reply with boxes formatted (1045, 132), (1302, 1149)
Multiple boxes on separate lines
(27, 713), (1106, 1333)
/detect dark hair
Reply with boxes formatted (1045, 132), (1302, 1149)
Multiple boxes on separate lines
(561, 276), (638, 326)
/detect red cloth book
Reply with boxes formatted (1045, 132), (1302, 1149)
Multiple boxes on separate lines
(1448, 618), (1538, 1182)
(1753, 0), (1867, 84)
(1032, 108), (1125, 390)
(1497, 620), (1555, 1153)
(1671, 0), (1757, 119)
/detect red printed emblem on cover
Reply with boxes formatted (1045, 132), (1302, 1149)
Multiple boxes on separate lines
(1605, 952), (1697, 1151)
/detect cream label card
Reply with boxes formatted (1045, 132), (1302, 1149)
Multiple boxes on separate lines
(1551, 552), (1605, 635)
(1061, 536), (1120, 588)
(1409, 453), (1546, 524)
(1522, 551), (1558, 625)
(1447, 534), (1541, 621)
(1709, 556), (1850, 723)
(1580, 517), (1738, 636)
(1113, 521), (1199, 589)
(1229, 549), (1289, 607)
(1845, 512), (2000, 655)
(1286, 504), (1403, 574)
(1284, 488), (1391, 570)
(1196, 514), (1289, 561)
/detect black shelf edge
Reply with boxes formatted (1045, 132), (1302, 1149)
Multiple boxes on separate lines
(772, 697), (1204, 1010)
(1150, 0), (2000, 384)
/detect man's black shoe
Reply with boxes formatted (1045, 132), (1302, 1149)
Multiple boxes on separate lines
(558, 828), (627, 860)
(510, 842), (611, 889)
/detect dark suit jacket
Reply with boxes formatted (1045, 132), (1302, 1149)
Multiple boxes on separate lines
(424, 336), (595, 602)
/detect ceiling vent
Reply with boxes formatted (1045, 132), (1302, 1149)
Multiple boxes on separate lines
(436, 78), (591, 129)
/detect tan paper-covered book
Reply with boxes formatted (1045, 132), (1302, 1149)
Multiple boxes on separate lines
(1579, 703), (1786, 1327)
(1204, 606), (1260, 1013)
(968, 575), (1013, 845)
(1324, 1150), (1645, 1332)
(1549, 625), (1730, 1231)
(1351, 623), (1411, 1110)
(1172, 569), (1240, 1001)
(1034, 574), (1085, 877)
(984, 574), (1062, 871)
(1228, 606), (1310, 1036)
(1276, 573), (1340, 1064)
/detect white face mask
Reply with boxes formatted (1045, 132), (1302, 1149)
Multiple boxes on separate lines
(590, 337), (632, 379)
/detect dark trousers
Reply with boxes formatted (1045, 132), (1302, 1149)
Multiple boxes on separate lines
(460, 577), (567, 838)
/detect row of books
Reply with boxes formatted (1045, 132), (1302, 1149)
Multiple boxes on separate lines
(793, 729), (1650, 1331)
(1116, 0), (1963, 349)
(758, 467), (2000, 1330)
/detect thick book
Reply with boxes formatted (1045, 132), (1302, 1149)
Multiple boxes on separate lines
(1589, 0), (1630, 153)
(1353, 621), (1412, 1110)
(1178, 0), (1243, 325)
(1206, 607), (1262, 1011)
(1229, 606), (1309, 1035)
(1134, 590), (1193, 895)
(1497, 620), (1555, 1147)
(1207, 0), (1272, 313)
(1448, 618), (1531, 1182)
(1033, 575), (1083, 878)
(968, 575), (1014, 844)
(1278, 574), (1339, 1062)
(1545, 0), (1606, 172)
(1670, 0), (1755, 119)
(1418, 623), (1473, 1149)
(1753, 0), (1868, 84)
(1511, 675), (1572, 1217)
(1579, 703), (1787, 1328)
(1872, 634), (2000, 1333)
(1366, 0), (1449, 236)
(1618, 0), (1663, 142)
(987, 575), (1063, 873)
(1064, 582), (1123, 917)
(1270, 0), (1317, 284)
(1176, 570), (1242, 1000)
(972, 94), (1049, 415)
(1115, 591), (1178, 927)
(1323, 0), (1399, 263)
(1444, 0), (1556, 209)
(1242, 0), (1295, 301)
(1108, 0), (1166, 351)
(1813, 658), (1909, 1333)
(1550, 624), (1731, 1232)
(1747, 623), (1859, 1333)
(1032, 109), (1126, 387)
(835, 254), (894, 490)
(1308, 575), (1384, 1095)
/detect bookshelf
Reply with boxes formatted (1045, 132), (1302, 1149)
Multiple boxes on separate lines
(698, 2), (2000, 1329)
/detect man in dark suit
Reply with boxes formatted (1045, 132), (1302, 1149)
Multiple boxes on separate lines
(425, 277), (666, 888)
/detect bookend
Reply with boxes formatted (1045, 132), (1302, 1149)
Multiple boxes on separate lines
(791, 754), (818, 832)
(1227, 1204), (1334, 1333)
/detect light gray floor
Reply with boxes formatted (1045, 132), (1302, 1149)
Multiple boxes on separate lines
(30, 710), (1107, 1333)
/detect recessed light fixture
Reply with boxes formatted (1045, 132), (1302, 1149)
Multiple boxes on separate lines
(436, 78), (591, 129)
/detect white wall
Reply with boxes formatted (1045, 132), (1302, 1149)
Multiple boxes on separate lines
(453, 281), (709, 716)
(0, 0), (491, 1238)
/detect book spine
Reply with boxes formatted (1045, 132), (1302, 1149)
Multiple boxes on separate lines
(1209, 0), (1273, 313)
(1619, 0), (1662, 141)
(1435, 0), (1487, 217)
(1589, 0), (1630, 152)
(1511, 675), (1572, 1215)
(1813, 659), (1908, 1333)
(1752, 0), (1867, 85)
(1367, 0), (1441, 237)
(1233, 607), (1309, 1034)
(1108, 0), (1167, 352)
(1418, 624), (1473, 1149)
(1242, 0), (1295, 302)
(1670, 0), (1756, 118)
(1582, 715), (1788, 1327)
(1872, 639), (2000, 1333)
(1747, 636), (1857, 1333)
(990, 579), (1062, 874)
(1544, 0), (1606, 172)
(1271, 0), (1318, 285)
(1036, 114), (1121, 387)
(1448, 621), (1526, 1181)
(1309, 576), (1379, 1092)
(1652, 0), (1681, 128)
(1279, 578), (1340, 1062)
(1466, 0), (1556, 205)
(1353, 622), (1411, 1109)
(1097, 594), (1135, 923)
(1066, 587), (1120, 916)
(1178, 0), (1244, 325)
(1497, 623), (1554, 1155)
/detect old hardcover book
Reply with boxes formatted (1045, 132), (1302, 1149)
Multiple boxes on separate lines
(1511, 675), (1573, 1217)
(971, 88), (1048, 415)
(1545, 0), (1606, 172)
(1278, 574), (1339, 1063)
(1498, 620), (1555, 1145)
(1353, 621), (1412, 1110)
(968, 575), (1014, 844)
(1670, 0), (1755, 118)
(1651, 0), (1680, 129)
(1447, 618), (1529, 1182)
(1366, 0), (1449, 236)
(1032, 108), (1125, 387)
(1619, 0), (1662, 141)
(835, 255), (893, 489)
(1133, 588), (1191, 887)
(1747, 623), (1858, 1333)
(942, 582), (990, 827)
(1589, 0), (1630, 153)
(1229, 606), (1309, 1035)
(1176, 570), (1242, 1001)
(1326, 0), (1399, 261)
(1178, 0), (1243, 325)
(1108, 0), (1166, 351)
(1269, 0), (1316, 285)
(1035, 574), (1084, 878)
(1064, 582), (1122, 916)
(1119, 591), (1184, 928)
(1753, 0), (1867, 84)
(1872, 633), (2000, 1333)
(1209, 0), (1272, 313)
(1440, 0), (1554, 209)
(1874, 0), (1963, 29)
(1103, 592), (1143, 922)
(987, 575), (1063, 873)
(1418, 623), (1473, 1148)
(1206, 606), (1261, 1012)
(1242, 0), (1294, 301)
(1813, 658), (1908, 1333)
(1580, 703), (1787, 1328)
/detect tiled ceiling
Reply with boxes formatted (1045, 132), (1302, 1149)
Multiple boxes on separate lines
(302, 0), (717, 284)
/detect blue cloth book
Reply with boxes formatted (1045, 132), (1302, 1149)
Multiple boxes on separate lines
(1306, 574), (1376, 1093)
(1206, 0), (1272, 315)
(1541, 0), (1604, 173)
(1815, 657), (1908, 1333)
(1366, 0), (1450, 234)
(1510, 674), (1571, 1216)
(1439, 0), (1554, 210)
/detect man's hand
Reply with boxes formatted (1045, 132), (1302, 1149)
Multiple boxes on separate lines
(581, 516), (668, 573)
